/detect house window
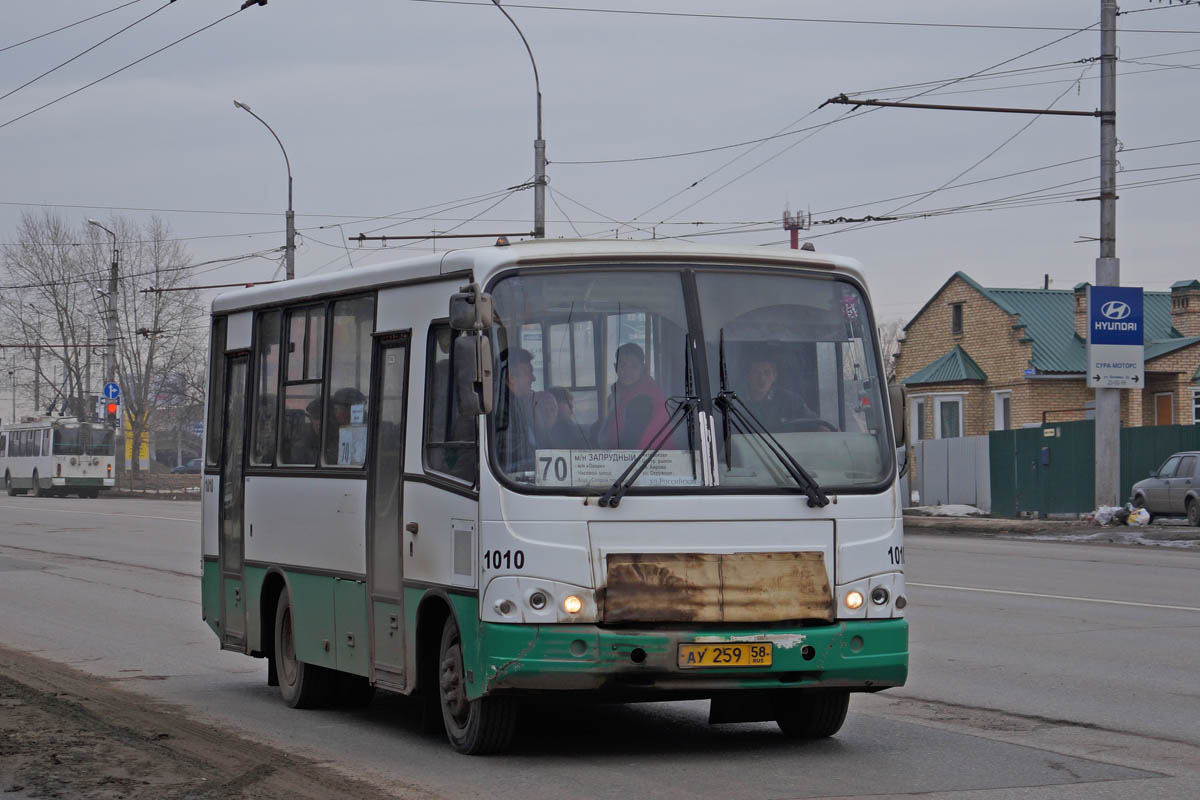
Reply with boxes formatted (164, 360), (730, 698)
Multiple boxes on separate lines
(935, 395), (964, 439)
(993, 391), (1012, 431)
(1192, 389), (1200, 424)
(951, 303), (963, 335)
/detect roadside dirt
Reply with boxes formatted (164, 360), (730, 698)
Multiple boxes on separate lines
(0, 646), (405, 799)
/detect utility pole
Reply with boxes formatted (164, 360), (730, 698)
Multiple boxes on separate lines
(32, 345), (40, 413)
(491, 1), (546, 238)
(1094, 0), (1120, 507)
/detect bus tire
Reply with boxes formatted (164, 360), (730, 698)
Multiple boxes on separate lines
(776, 689), (850, 739)
(5, 472), (15, 497)
(29, 471), (41, 498)
(273, 588), (330, 709)
(437, 616), (517, 755)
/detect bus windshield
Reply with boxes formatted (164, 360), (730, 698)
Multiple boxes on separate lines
(487, 265), (891, 493)
(52, 425), (115, 456)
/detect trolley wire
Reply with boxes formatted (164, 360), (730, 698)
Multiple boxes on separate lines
(0, 1), (178, 105)
(0, 0), (147, 55)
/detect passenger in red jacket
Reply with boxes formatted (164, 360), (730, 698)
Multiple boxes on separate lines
(596, 343), (670, 449)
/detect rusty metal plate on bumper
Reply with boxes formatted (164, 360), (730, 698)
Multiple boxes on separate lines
(604, 551), (833, 624)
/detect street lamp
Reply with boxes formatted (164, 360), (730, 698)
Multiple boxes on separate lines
(233, 99), (295, 280)
(87, 219), (119, 420)
(490, 1), (546, 238)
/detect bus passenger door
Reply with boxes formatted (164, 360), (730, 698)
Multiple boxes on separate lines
(219, 353), (249, 651)
(367, 336), (410, 689)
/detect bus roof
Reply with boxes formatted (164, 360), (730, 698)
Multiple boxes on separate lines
(210, 239), (867, 315)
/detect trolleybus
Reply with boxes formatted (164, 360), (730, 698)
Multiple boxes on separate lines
(201, 239), (908, 754)
(1, 417), (115, 497)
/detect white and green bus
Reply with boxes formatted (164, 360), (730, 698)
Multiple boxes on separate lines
(201, 239), (908, 754)
(1, 417), (115, 498)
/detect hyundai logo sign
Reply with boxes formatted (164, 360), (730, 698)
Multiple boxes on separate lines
(1101, 300), (1131, 320)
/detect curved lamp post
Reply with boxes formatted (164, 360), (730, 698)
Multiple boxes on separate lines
(491, 1), (545, 238)
(233, 100), (295, 279)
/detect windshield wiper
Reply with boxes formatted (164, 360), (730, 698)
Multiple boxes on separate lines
(714, 328), (829, 508)
(598, 335), (699, 508)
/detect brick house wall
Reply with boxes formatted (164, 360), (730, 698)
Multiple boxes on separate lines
(896, 275), (1034, 434)
(897, 275), (1200, 436)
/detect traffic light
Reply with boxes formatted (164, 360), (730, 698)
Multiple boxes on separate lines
(106, 401), (119, 424)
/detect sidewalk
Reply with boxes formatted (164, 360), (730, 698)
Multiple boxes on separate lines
(903, 510), (1200, 547)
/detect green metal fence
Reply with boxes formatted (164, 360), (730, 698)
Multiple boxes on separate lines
(989, 421), (1197, 517)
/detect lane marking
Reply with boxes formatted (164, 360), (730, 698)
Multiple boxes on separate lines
(908, 581), (1200, 612)
(0, 503), (195, 524)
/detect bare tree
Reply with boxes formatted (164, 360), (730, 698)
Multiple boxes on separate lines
(876, 318), (904, 382)
(0, 210), (102, 420)
(2, 211), (202, 476)
(85, 216), (201, 476)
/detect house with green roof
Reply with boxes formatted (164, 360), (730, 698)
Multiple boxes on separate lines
(894, 271), (1200, 440)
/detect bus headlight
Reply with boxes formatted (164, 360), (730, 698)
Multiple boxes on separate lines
(870, 587), (890, 606)
(845, 590), (865, 610)
(481, 577), (597, 623)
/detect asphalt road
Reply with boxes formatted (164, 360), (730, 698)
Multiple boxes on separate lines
(1, 494), (1197, 799)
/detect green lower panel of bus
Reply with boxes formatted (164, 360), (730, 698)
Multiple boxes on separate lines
(470, 618), (908, 698)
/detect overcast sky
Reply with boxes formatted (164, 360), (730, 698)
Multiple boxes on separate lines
(3, 0), (1199, 328)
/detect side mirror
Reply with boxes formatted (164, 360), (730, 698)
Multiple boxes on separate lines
(888, 383), (906, 447)
(454, 334), (493, 416)
(449, 283), (493, 331)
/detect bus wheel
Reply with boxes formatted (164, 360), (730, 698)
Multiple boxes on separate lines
(776, 690), (850, 739)
(437, 616), (517, 754)
(273, 588), (330, 709)
(29, 471), (41, 498)
(5, 472), (15, 497)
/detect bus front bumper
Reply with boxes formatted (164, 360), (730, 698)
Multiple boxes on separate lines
(473, 618), (907, 697)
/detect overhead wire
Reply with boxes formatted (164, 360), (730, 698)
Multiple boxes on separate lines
(0, 0), (178, 105)
(409, 1), (1200, 34)
(0, 0), (147, 55)
(0, 3), (257, 133)
(548, 188), (582, 238)
(650, 20), (1100, 232)
(837, 64), (1096, 238)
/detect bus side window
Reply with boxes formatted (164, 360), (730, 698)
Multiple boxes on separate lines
(205, 317), (227, 468)
(423, 324), (478, 484)
(250, 310), (281, 466)
(278, 306), (325, 467)
(322, 295), (374, 467)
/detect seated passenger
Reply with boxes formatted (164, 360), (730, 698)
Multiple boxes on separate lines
(595, 343), (669, 449)
(546, 387), (590, 449)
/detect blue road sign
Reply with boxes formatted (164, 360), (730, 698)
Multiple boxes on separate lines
(188, 421), (204, 438)
(102, 382), (120, 400)
(1088, 286), (1144, 346)
(1087, 286), (1145, 388)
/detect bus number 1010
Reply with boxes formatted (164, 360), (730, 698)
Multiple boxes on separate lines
(484, 549), (525, 570)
